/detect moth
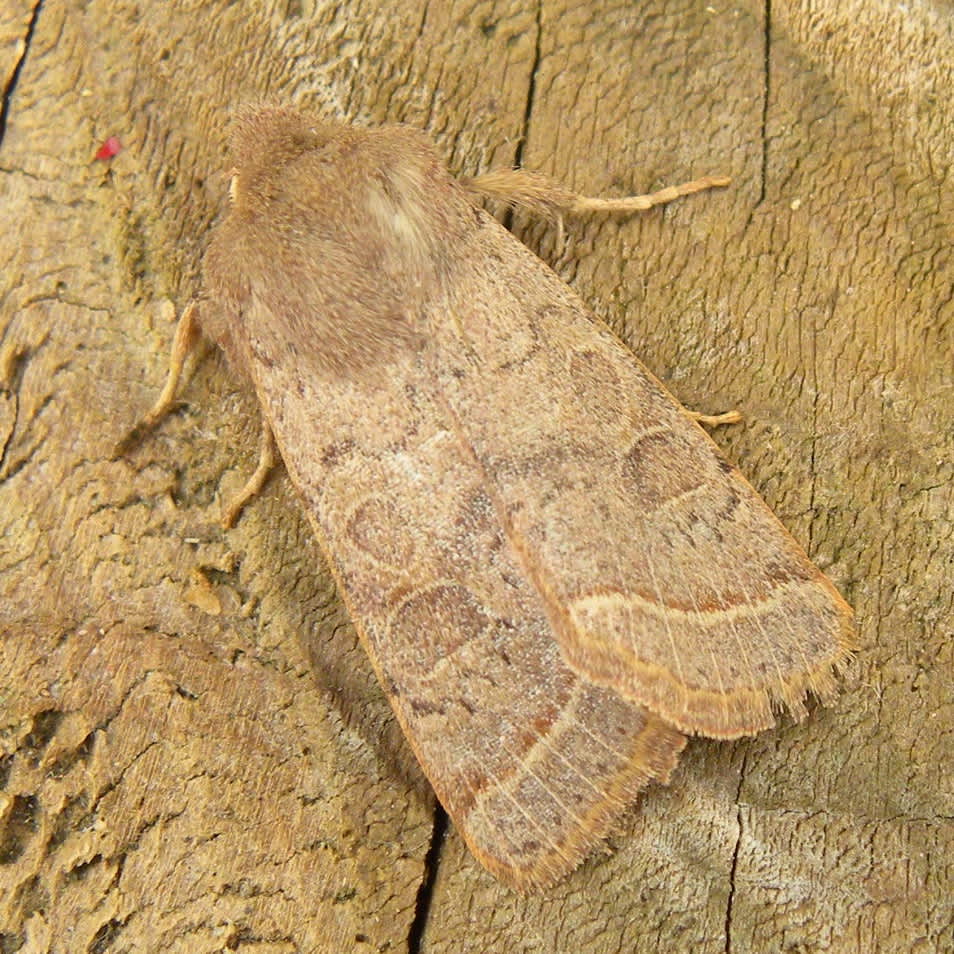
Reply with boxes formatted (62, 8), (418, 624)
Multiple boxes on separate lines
(133, 106), (854, 891)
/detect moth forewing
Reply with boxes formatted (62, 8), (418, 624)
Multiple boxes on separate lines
(431, 227), (854, 738)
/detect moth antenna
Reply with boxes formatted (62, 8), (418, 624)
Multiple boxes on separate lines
(463, 169), (730, 218)
(566, 175), (731, 214)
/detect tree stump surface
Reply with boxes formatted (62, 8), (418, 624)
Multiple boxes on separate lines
(1, 2), (950, 952)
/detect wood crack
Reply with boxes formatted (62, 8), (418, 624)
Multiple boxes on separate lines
(0, 0), (44, 147)
(724, 750), (748, 954)
(503, 0), (543, 237)
(758, 0), (772, 207)
(407, 803), (448, 954)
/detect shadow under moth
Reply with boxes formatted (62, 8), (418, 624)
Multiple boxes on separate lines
(133, 105), (855, 891)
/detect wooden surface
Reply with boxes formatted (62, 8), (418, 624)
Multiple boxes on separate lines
(1, 1), (951, 951)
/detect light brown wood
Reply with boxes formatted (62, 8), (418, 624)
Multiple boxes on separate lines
(1, 0), (950, 951)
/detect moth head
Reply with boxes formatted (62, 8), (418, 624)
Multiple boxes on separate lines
(226, 105), (343, 208)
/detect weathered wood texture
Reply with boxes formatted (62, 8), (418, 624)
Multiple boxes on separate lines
(0, 1), (950, 951)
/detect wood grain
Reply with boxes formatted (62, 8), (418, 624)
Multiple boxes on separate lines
(0, 0), (950, 950)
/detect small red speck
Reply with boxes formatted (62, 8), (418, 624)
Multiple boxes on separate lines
(95, 136), (122, 161)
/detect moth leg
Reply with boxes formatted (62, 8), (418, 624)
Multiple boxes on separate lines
(463, 169), (730, 219)
(687, 409), (742, 427)
(221, 424), (278, 528)
(115, 300), (202, 454)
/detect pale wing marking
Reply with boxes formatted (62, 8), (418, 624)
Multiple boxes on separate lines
(570, 579), (828, 625)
